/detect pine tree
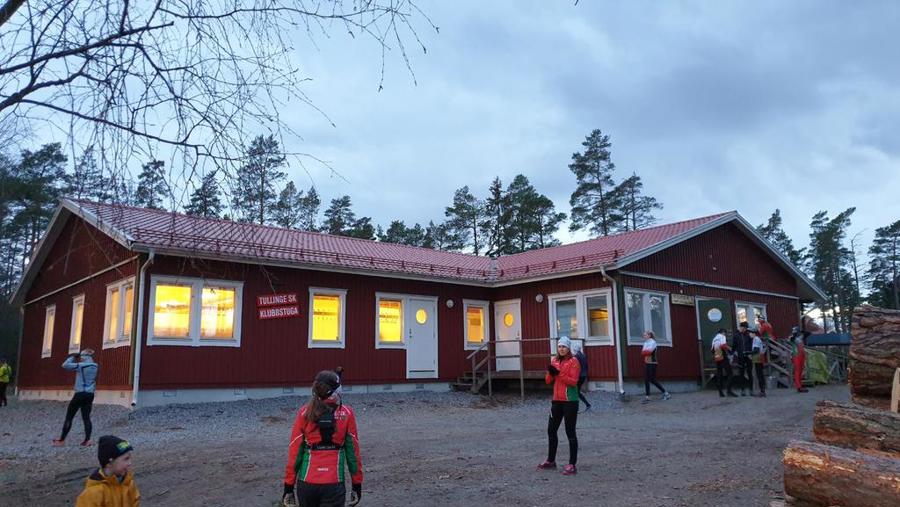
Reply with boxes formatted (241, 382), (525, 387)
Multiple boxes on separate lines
(806, 208), (857, 332)
(298, 186), (321, 231)
(533, 194), (566, 249)
(757, 209), (805, 267)
(70, 147), (105, 201)
(867, 220), (900, 309)
(480, 177), (510, 256)
(568, 129), (622, 236)
(612, 173), (661, 232)
(347, 217), (376, 240)
(134, 159), (167, 210)
(9, 144), (69, 267)
(380, 220), (429, 246)
(425, 220), (455, 251)
(503, 175), (566, 253)
(444, 186), (483, 254)
(232, 134), (287, 224)
(323, 195), (356, 235)
(272, 181), (304, 228)
(185, 171), (223, 218)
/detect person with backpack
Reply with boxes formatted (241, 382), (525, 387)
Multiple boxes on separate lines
(282, 370), (363, 507)
(53, 349), (99, 446)
(537, 337), (581, 476)
(711, 329), (738, 398)
(750, 329), (767, 397)
(572, 341), (592, 412)
(640, 331), (671, 403)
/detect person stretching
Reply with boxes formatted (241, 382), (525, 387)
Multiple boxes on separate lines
(538, 337), (581, 476)
(54, 349), (98, 446)
(641, 331), (671, 403)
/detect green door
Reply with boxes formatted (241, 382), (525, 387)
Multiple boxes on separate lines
(697, 299), (734, 368)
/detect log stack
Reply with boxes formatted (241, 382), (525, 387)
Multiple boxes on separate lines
(782, 306), (900, 506)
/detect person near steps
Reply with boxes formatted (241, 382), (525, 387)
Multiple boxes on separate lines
(537, 337), (581, 476)
(641, 331), (671, 403)
(732, 322), (754, 396)
(750, 329), (767, 397)
(711, 329), (738, 398)
(572, 341), (592, 412)
(54, 349), (99, 447)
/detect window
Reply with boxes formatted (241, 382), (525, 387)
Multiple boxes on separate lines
(547, 290), (613, 345)
(148, 276), (243, 347)
(377, 296), (404, 347)
(625, 289), (672, 345)
(69, 295), (85, 353)
(735, 301), (767, 329)
(104, 277), (135, 348)
(308, 288), (346, 348)
(42, 305), (56, 358)
(463, 300), (490, 350)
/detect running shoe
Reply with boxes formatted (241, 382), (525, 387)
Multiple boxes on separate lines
(562, 464), (577, 475)
(662, 392), (671, 401)
(52, 439), (65, 447)
(80, 439), (93, 447)
(537, 460), (557, 470)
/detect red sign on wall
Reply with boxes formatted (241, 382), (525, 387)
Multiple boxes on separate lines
(257, 293), (300, 320)
(257, 293), (298, 307)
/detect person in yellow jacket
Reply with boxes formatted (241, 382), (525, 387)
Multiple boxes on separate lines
(75, 435), (140, 506)
(0, 357), (11, 407)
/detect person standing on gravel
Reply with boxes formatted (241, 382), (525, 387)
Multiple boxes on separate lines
(572, 341), (592, 412)
(640, 331), (671, 403)
(538, 336), (581, 476)
(53, 349), (98, 447)
(0, 357), (11, 407)
(732, 322), (754, 396)
(750, 329), (767, 397)
(712, 329), (738, 398)
(282, 370), (363, 507)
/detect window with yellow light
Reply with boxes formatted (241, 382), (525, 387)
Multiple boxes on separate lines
(311, 294), (341, 342)
(122, 285), (134, 336)
(201, 287), (235, 340)
(378, 299), (403, 343)
(106, 288), (120, 343)
(466, 306), (485, 344)
(153, 284), (192, 338)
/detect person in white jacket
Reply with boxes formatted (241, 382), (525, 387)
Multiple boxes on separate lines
(640, 331), (671, 403)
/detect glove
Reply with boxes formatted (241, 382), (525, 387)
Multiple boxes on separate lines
(349, 483), (362, 506)
(281, 484), (295, 507)
(547, 364), (559, 376)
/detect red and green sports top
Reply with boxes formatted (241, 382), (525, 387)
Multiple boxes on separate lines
(545, 355), (581, 402)
(284, 403), (363, 487)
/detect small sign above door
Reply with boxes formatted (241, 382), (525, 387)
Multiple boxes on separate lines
(671, 293), (695, 306)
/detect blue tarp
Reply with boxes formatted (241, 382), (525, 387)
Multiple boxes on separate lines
(806, 333), (851, 346)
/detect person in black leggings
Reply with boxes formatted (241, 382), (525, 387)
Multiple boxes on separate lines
(641, 331), (671, 403)
(537, 337), (581, 475)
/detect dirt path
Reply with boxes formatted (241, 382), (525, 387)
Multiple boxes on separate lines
(1, 384), (847, 506)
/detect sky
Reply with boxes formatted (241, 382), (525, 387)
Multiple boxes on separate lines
(272, 0), (899, 263)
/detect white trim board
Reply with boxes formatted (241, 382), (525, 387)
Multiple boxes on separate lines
(619, 271), (800, 301)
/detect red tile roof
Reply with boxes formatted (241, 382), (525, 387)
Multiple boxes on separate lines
(67, 199), (731, 284)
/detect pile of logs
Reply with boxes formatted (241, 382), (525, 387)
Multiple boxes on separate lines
(782, 305), (900, 507)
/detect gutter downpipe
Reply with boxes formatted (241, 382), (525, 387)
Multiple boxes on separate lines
(600, 265), (625, 396)
(131, 250), (155, 407)
(13, 307), (24, 397)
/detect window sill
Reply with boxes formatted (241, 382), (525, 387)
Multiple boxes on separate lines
(41, 351), (52, 358)
(376, 341), (406, 350)
(584, 338), (614, 346)
(627, 339), (673, 347)
(308, 341), (345, 349)
(102, 340), (131, 350)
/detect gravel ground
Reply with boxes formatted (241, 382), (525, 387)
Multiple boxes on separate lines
(0, 384), (848, 506)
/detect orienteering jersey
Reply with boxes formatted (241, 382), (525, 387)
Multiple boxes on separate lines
(545, 354), (581, 402)
(284, 402), (363, 486)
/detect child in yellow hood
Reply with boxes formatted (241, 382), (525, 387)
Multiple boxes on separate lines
(75, 435), (140, 506)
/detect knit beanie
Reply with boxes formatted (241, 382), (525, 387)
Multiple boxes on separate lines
(557, 337), (572, 350)
(98, 435), (133, 467)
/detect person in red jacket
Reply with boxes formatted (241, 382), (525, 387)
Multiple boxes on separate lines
(538, 336), (581, 476)
(282, 370), (363, 507)
(790, 327), (809, 393)
(757, 315), (776, 341)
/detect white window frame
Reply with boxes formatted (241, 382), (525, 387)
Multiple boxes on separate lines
(624, 288), (673, 346)
(308, 287), (347, 349)
(42, 304), (56, 358)
(463, 299), (491, 350)
(734, 300), (767, 329)
(147, 275), (243, 347)
(375, 292), (407, 349)
(69, 294), (85, 353)
(547, 289), (614, 346)
(103, 277), (135, 349)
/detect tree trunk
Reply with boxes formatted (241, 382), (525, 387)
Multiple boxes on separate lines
(813, 400), (900, 455)
(783, 440), (900, 507)
(849, 305), (900, 403)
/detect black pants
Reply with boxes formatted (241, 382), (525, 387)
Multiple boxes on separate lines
(737, 356), (753, 391)
(297, 482), (346, 507)
(754, 363), (766, 393)
(60, 392), (94, 441)
(644, 363), (666, 396)
(0, 382), (7, 406)
(547, 400), (578, 465)
(715, 360), (734, 394)
(576, 378), (591, 407)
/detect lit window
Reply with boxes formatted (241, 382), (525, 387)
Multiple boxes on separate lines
(308, 288), (346, 348)
(69, 295), (85, 353)
(735, 301), (766, 329)
(503, 312), (514, 327)
(147, 276), (243, 347)
(463, 300), (490, 350)
(415, 309), (428, 324)
(201, 287), (236, 340)
(378, 298), (403, 344)
(548, 290), (613, 346)
(104, 277), (135, 349)
(42, 305), (56, 358)
(625, 289), (671, 345)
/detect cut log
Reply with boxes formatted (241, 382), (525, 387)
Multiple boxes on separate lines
(849, 305), (900, 401)
(813, 400), (900, 456)
(783, 440), (900, 507)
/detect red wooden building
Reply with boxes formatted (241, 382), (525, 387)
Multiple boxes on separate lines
(10, 199), (824, 406)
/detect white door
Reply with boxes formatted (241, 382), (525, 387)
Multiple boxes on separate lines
(406, 297), (438, 379)
(495, 300), (521, 371)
